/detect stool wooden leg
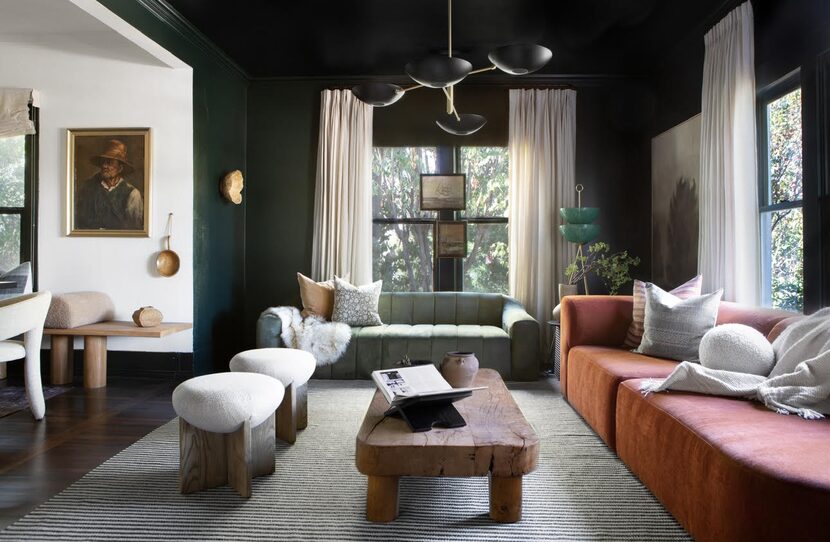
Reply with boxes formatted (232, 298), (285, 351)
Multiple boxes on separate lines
(276, 382), (297, 444)
(296, 383), (308, 430)
(226, 419), (252, 498)
(179, 418), (228, 494)
(180, 416), (273, 498)
(50, 336), (74, 385)
(83, 336), (107, 389)
(0, 362), (6, 380)
(251, 413), (276, 477)
(366, 475), (400, 522)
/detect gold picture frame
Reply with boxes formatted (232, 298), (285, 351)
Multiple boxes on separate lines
(420, 173), (466, 211)
(66, 128), (152, 237)
(435, 221), (468, 258)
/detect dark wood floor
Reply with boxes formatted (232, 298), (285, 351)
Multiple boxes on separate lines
(0, 372), (180, 529)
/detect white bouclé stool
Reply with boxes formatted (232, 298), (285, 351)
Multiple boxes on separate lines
(172, 372), (285, 498)
(229, 348), (316, 445)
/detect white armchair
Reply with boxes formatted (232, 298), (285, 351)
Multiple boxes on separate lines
(0, 291), (52, 420)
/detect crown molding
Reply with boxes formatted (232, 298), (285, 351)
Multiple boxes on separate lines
(132, 0), (250, 80)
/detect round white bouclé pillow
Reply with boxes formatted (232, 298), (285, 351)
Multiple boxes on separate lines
(699, 323), (775, 376)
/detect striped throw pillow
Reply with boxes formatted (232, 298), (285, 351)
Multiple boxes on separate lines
(623, 275), (702, 349)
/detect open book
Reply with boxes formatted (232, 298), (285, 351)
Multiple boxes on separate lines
(371, 364), (485, 407)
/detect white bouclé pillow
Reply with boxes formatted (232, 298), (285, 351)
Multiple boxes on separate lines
(699, 323), (776, 376)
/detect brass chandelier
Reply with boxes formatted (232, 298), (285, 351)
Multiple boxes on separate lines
(352, 0), (552, 135)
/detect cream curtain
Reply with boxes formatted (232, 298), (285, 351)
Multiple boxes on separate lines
(698, 1), (760, 304)
(508, 88), (577, 324)
(311, 89), (373, 284)
(0, 88), (37, 138)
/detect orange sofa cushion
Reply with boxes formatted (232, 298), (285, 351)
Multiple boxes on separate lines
(566, 346), (677, 449)
(616, 379), (830, 542)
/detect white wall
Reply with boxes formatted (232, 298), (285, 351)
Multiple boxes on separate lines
(0, 37), (194, 352)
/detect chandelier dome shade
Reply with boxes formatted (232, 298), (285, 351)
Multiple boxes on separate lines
(351, 83), (405, 106)
(488, 43), (553, 75)
(405, 56), (473, 88)
(436, 113), (487, 135)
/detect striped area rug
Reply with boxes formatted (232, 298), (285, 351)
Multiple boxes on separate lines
(0, 380), (690, 541)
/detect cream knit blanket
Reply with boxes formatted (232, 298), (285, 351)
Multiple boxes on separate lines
(261, 306), (351, 366)
(641, 308), (830, 419)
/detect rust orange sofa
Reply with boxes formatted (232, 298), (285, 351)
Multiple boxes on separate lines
(560, 295), (830, 542)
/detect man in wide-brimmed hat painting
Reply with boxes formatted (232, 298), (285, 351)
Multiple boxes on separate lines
(75, 139), (144, 230)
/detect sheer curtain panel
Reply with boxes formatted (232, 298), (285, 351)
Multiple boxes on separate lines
(698, 2), (760, 304)
(0, 88), (37, 138)
(311, 89), (373, 284)
(508, 88), (577, 324)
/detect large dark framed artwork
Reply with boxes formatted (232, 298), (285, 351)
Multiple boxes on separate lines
(420, 173), (466, 211)
(66, 128), (151, 237)
(435, 221), (468, 258)
(651, 114), (700, 288)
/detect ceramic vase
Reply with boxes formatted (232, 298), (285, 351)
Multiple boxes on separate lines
(558, 283), (578, 302)
(440, 351), (479, 388)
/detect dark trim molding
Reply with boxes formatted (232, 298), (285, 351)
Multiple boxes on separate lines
(27, 350), (194, 380)
(133, 0), (250, 80)
(249, 73), (641, 88)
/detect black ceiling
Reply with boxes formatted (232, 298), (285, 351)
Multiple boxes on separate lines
(165, 0), (728, 78)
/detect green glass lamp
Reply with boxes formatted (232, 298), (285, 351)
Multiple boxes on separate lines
(559, 184), (599, 293)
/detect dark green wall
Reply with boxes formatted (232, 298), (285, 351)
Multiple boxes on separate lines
(95, 2), (654, 368)
(244, 81), (322, 346)
(98, 0), (248, 374)
(243, 78), (653, 345)
(651, 0), (830, 311)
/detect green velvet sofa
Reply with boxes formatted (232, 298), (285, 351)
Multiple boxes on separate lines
(256, 292), (541, 381)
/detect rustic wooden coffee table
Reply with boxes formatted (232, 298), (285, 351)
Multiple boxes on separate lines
(355, 368), (539, 523)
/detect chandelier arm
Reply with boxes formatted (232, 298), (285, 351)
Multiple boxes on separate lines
(448, 0), (452, 58)
(441, 87), (461, 121)
(402, 83), (424, 92)
(468, 65), (498, 76)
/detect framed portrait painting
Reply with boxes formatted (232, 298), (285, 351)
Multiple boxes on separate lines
(420, 173), (466, 211)
(435, 221), (468, 258)
(66, 128), (151, 237)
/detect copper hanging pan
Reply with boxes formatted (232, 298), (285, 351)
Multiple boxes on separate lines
(156, 213), (180, 277)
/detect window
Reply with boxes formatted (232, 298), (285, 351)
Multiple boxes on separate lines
(759, 84), (802, 311)
(372, 146), (508, 293)
(457, 147), (508, 294)
(0, 107), (37, 282)
(372, 147), (438, 292)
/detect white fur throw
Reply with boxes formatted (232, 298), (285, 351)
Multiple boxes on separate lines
(699, 323), (775, 375)
(261, 306), (350, 366)
(641, 308), (830, 419)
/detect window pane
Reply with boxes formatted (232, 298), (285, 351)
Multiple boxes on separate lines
(457, 146), (508, 217)
(373, 223), (433, 292)
(761, 208), (803, 312)
(0, 214), (21, 271)
(0, 135), (26, 207)
(463, 223), (508, 294)
(372, 147), (438, 219)
(767, 88), (802, 203)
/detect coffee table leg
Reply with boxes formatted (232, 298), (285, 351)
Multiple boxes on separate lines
(366, 475), (399, 522)
(489, 475), (522, 523)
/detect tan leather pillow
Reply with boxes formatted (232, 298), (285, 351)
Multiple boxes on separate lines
(297, 272), (335, 320)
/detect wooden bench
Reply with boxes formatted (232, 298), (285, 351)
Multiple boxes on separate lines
(45, 321), (192, 389)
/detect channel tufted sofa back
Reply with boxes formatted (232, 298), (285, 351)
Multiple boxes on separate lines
(377, 292), (505, 326)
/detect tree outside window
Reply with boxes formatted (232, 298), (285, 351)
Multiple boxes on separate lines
(760, 86), (803, 312)
(0, 135), (27, 271)
(371, 146), (509, 293)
